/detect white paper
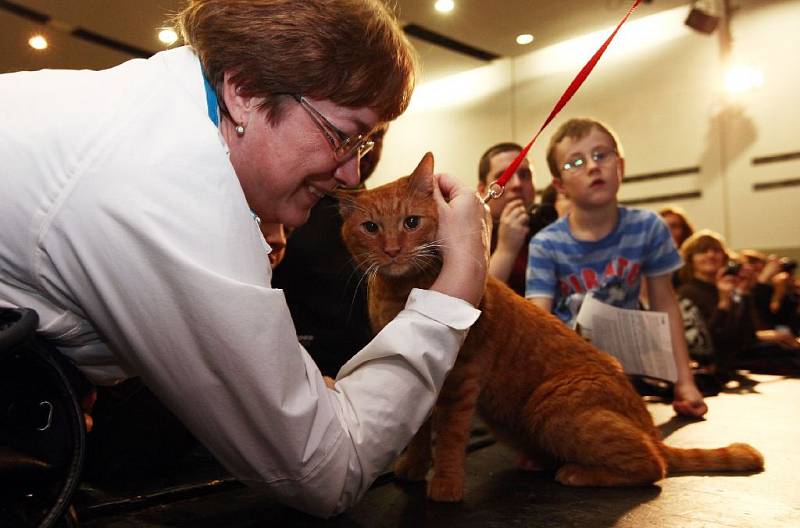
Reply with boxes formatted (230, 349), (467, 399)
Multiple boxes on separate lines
(575, 295), (678, 382)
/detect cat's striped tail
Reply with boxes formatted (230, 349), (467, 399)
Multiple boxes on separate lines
(663, 443), (764, 473)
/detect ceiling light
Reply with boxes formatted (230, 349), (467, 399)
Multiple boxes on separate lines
(28, 35), (48, 50)
(516, 34), (534, 45)
(158, 28), (179, 46)
(434, 0), (454, 14)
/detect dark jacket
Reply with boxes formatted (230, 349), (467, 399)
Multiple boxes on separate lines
(677, 278), (757, 369)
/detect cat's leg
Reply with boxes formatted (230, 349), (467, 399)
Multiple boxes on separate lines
(488, 422), (555, 472)
(394, 417), (432, 481)
(427, 381), (480, 502)
(542, 409), (666, 487)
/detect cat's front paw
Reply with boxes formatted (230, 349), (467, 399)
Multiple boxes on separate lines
(427, 475), (464, 502)
(394, 454), (429, 481)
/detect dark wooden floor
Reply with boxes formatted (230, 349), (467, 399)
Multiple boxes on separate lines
(79, 374), (800, 527)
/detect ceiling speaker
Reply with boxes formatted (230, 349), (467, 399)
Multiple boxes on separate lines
(685, 7), (721, 34)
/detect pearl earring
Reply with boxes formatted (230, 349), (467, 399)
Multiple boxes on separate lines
(235, 123), (246, 137)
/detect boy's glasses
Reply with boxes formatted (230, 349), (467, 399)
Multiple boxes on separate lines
(292, 95), (375, 164)
(561, 147), (617, 174)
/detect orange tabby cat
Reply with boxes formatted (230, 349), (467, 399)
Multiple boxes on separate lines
(339, 153), (763, 502)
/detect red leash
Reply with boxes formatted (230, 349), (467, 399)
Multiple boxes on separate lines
(482, 0), (642, 203)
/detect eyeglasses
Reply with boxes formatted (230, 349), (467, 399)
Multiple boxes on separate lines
(292, 95), (375, 164)
(561, 147), (617, 173)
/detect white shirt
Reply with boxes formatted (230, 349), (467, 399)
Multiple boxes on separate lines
(0, 47), (480, 516)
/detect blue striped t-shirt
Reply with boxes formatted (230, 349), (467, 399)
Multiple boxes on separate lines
(525, 206), (681, 326)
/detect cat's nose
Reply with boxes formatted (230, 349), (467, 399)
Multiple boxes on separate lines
(383, 247), (401, 258)
(333, 156), (361, 188)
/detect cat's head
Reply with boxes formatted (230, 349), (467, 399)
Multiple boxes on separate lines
(339, 153), (440, 279)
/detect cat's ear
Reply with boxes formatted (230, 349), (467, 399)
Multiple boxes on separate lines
(412, 152), (435, 177)
(409, 152), (435, 196)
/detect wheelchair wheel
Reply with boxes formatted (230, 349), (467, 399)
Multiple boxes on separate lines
(1, 308), (86, 528)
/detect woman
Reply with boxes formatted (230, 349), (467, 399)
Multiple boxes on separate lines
(677, 231), (799, 382)
(659, 205), (695, 249)
(0, 0), (488, 517)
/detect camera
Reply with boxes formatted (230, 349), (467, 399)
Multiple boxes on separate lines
(723, 260), (742, 276)
(780, 258), (798, 274)
(528, 203), (558, 236)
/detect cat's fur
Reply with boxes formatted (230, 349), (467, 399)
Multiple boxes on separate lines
(338, 153), (764, 502)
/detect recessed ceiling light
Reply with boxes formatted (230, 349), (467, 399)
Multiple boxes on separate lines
(158, 28), (179, 46)
(28, 35), (48, 50)
(434, 0), (454, 14)
(516, 34), (534, 45)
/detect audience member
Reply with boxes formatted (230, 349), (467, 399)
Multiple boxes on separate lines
(741, 251), (800, 335)
(540, 183), (573, 218)
(261, 222), (287, 268)
(659, 205), (696, 289)
(526, 117), (707, 417)
(271, 126), (387, 376)
(677, 231), (800, 382)
(477, 143), (536, 295)
(659, 205), (695, 249)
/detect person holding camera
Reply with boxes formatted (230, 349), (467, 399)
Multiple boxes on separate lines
(743, 252), (800, 336)
(677, 232), (800, 383)
(477, 142), (540, 295)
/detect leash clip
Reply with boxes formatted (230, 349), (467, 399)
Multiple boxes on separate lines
(481, 180), (505, 204)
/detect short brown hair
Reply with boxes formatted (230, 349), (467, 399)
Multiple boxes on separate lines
(546, 118), (621, 179)
(177, 0), (416, 124)
(678, 229), (729, 284)
(477, 142), (523, 184)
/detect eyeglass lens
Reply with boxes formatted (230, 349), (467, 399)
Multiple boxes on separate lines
(562, 148), (616, 172)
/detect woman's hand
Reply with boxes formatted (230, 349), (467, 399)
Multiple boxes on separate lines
(715, 268), (738, 310)
(431, 173), (489, 307)
(758, 255), (783, 284)
(770, 272), (791, 313)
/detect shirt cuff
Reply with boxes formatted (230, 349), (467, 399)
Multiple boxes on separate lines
(405, 288), (481, 330)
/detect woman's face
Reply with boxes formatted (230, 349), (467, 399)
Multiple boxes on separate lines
(691, 242), (726, 278)
(260, 223), (287, 268)
(662, 213), (685, 247)
(229, 97), (380, 228)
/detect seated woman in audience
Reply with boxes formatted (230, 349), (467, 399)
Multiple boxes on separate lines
(677, 231), (800, 384)
(660, 205), (695, 249)
(660, 206), (695, 289)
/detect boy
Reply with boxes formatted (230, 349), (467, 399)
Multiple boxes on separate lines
(526, 118), (707, 418)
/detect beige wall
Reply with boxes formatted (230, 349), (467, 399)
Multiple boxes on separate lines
(372, 59), (515, 188)
(371, 0), (800, 256)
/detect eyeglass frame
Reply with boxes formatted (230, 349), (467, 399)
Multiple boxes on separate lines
(290, 94), (375, 164)
(561, 147), (618, 174)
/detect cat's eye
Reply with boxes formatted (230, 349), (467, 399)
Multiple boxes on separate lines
(403, 216), (420, 230)
(362, 221), (379, 234)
